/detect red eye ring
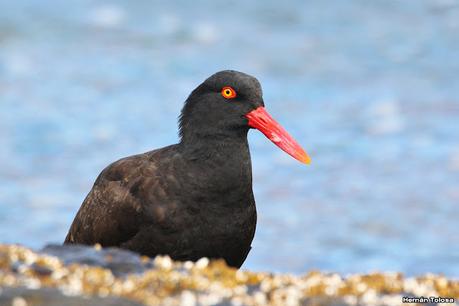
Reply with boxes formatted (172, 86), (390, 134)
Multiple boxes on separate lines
(221, 86), (237, 99)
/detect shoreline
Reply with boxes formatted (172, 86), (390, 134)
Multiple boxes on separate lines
(1, 244), (458, 306)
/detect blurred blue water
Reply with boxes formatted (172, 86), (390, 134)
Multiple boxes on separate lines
(0, 0), (458, 276)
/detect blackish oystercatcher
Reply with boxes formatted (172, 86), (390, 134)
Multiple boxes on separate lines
(64, 70), (310, 268)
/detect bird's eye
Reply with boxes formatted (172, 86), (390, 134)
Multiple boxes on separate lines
(221, 86), (237, 99)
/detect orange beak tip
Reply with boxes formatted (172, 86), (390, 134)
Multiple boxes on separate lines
(299, 152), (312, 165)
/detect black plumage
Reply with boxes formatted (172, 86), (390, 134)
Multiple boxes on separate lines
(65, 70), (309, 268)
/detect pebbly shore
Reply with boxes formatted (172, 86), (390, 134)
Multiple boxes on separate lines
(0, 244), (457, 306)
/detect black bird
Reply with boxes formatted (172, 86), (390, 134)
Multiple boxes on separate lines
(65, 70), (310, 268)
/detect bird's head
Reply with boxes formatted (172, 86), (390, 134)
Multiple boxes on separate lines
(179, 70), (310, 164)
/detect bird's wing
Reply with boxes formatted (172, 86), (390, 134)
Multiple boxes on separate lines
(64, 152), (164, 247)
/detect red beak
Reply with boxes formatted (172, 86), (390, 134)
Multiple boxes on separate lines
(245, 107), (311, 164)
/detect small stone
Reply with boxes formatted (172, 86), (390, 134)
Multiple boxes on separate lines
(253, 291), (267, 304)
(12, 297), (28, 306)
(343, 295), (358, 305)
(184, 261), (194, 270)
(195, 257), (209, 269)
(154, 255), (172, 270)
(236, 270), (248, 282)
(30, 263), (53, 276)
(180, 290), (196, 306)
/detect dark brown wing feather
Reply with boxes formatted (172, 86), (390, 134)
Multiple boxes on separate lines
(64, 151), (161, 247)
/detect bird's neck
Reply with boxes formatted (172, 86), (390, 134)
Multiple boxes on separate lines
(179, 130), (250, 161)
(178, 132), (253, 196)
